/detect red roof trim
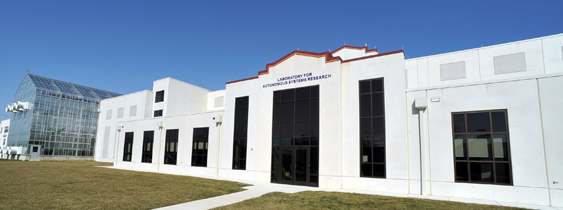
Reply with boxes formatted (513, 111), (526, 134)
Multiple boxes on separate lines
(226, 76), (258, 85)
(341, 49), (404, 63)
(332, 45), (378, 54)
(226, 47), (402, 84)
(258, 50), (342, 75)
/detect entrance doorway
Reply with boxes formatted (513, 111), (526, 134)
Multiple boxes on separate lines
(30, 145), (40, 161)
(279, 147), (309, 186)
(271, 85), (319, 187)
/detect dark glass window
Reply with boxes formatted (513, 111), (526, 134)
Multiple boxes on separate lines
(192, 127), (209, 167)
(233, 96), (249, 170)
(164, 129), (178, 165)
(452, 110), (512, 185)
(271, 85), (319, 187)
(154, 110), (163, 117)
(123, 132), (133, 162)
(359, 78), (386, 178)
(155, 90), (164, 103)
(142, 131), (154, 163)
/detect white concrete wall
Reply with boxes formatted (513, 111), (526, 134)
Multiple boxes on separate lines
(340, 52), (409, 193)
(254, 55), (343, 187)
(405, 77), (560, 206)
(332, 47), (378, 60)
(405, 33), (563, 89)
(207, 90), (226, 112)
(115, 111), (223, 178)
(95, 90), (153, 162)
(99, 33), (563, 207)
(152, 78), (210, 117)
(1, 119), (9, 146)
(220, 78), (259, 181)
(538, 75), (563, 207)
(0, 119), (10, 158)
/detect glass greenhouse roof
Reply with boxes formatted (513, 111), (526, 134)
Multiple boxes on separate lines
(27, 74), (121, 100)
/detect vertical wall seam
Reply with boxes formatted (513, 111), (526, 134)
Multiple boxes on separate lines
(426, 58), (430, 87)
(536, 78), (551, 206)
(478, 48), (482, 81)
(425, 90), (432, 195)
(405, 91), (411, 194)
(416, 59), (420, 88)
(540, 38), (546, 74)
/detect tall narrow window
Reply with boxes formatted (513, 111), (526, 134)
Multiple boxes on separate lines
(164, 129), (178, 165)
(452, 110), (512, 185)
(233, 96), (249, 170)
(192, 127), (209, 167)
(271, 85), (319, 187)
(155, 90), (164, 103)
(359, 78), (386, 178)
(142, 131), (154, 163)
(123, 132), (134, 162)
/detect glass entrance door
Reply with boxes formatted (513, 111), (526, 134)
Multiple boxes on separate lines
(294, 147), (309, 186)
(278, 147), (309, 186)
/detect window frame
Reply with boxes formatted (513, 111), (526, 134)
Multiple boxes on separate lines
(122, 132), (134, 162)
(154, 110), (163, 117)
(141, 131), (154, 163)
(359, 78), (386, 178)
(451, 109), (513, 185)
(232, 96), (249, 170)
(191, 127), (209, 167)
(164, 129), (178, 165)
(155, 90), (164, 103)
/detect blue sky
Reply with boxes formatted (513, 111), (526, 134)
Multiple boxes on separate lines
(1, 0), (562, 120)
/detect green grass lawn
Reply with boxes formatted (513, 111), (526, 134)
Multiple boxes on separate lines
(214, 191), (525, 210)
(0, 160), (248, 210)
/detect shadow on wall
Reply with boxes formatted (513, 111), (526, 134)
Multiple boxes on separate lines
(411, 101), (419, 115)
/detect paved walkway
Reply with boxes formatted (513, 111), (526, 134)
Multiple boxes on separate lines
(98, 166), (562, 210)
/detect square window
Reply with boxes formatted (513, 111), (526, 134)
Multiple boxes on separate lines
(155, 90), (164, 103)
(452, 110), (511, 185)
(154, 110), (163, 117)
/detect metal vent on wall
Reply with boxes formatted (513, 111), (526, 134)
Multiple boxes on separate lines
(214, 96), (224, 108)
(440, 61), (466, 81)
(129, 105), (137, 117)
(493, 52), (527, 75)
(117, 107), (124, 119)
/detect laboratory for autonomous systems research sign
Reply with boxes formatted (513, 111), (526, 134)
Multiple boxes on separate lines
(262, 72), (331, 88)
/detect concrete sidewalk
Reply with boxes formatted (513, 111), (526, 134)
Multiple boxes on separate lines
(97, 166), (562, 210)
(154, 183), (315, 210)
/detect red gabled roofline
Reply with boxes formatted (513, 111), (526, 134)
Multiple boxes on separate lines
(226, 76), (259, 85)
(258, 50), (342, 75)
(341, 49), (404, 63)
(225, 47), (404, 85)
(332, 45), (378, 54)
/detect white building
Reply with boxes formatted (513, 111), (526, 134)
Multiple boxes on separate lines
(1, 119), (9, 158)
(95, 33), (563, 207)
